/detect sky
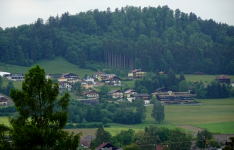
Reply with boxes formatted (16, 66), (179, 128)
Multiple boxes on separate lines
(0, 0), (234, 29)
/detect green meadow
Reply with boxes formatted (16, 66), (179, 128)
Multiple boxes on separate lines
(179, 74), (234, 83)
(0, 97), (233, 135)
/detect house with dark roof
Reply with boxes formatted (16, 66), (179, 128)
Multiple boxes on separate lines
(127, 69), (147, 79)
(79, 134), (95, 148)
(7, 73), (24, 81)
(127, 93), (151, 104)
(77, 98), (99, 105)
(104, 76), (122, 86)
(82, 90), (99, 98)
(215, 75), (231, 84)
(93, 71), (106, 79)
(152, 91), (194, 104)
(96, 142), (122, 150)
(62, 73), (79, 83)
(108, 90), (123, 98)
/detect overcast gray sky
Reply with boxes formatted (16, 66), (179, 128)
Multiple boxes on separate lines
(0, 0), (234, 29)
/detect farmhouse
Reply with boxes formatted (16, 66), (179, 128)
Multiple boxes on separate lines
(127, 69), (147, 79)
(215, 75), (231, 84)
(108, 90), (123, 98)
(98, 74), (116, 81)
(58, 81), (72, 91)
(124, 89), (137, 98)
(96, 142), (121, 150)
(82, 90), (99, 98)
(77, 98), (98, 105)
(79, 134), (95, 148)
(127, 93), (151, 104)
(0, 96), (8, 105)
(7, 73), (24, 81)
(104, 76), (122, 86)
(92, 71), (106, 79)
(58, 77), (67, 82)
(81, 81), (94, 89)
(62, 73), (79, 83)
(152, 91), (194, 104)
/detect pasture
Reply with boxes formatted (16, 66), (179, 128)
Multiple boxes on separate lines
(180, 74), (234, 83)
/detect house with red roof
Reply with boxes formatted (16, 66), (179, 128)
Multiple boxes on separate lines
(215, 75), (231, 84)
(127, 69), (147, 79)
(96, 142), (122, 150)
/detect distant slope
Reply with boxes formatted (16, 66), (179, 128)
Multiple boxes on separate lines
(0, 57), (95, 78)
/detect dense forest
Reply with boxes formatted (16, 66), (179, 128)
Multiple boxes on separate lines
(0, 5), (234, 74)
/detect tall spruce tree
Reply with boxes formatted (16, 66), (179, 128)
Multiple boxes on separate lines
(6, 65), (81, 149)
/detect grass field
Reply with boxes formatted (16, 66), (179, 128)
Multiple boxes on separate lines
(1, 97), (233, 135)
(0, 57), (95, 78)
(179, 74), (234, 83)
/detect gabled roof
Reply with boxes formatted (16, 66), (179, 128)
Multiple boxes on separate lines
(93, 71), (106, 75)
(132, 93), (150, 97)
(108, 90), (123, 94)
(124, 89), (136, 94)
(96, 142), (116, 149)
(83, 134), (95, 140)
(215, 75), (231, 80)
(104, 76), (122, 81)
(128, 69), (147, 73)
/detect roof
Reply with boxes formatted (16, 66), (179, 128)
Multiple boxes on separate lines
(83, 134), (95, 140)
(96, 142), (116, 149)
(104, 76), (122, 81)
(156, 145), (166, 150)
(58, 77), (67, 79)
(99, 74), (116, 77)
(124, 89), (136, 94)
(132, 93), (150, 97)
(215, 75), (231, 80)
(87, 81), (93, 84)
(108, 90), (123, 94)
(128, 69), (147, 73)
(93, 71), (106, 75)
(0, 71), (10, 77)
(82, 90), (99, 95)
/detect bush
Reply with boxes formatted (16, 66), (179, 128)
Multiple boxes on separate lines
(64, 123), (74, 129)
(104, 124), (111, 127)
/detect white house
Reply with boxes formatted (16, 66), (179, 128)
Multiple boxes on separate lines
(0, 71), (10, 77)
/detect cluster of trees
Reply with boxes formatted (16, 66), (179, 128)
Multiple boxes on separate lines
(66, 98), (146, 124)
(1, 6), (234, 74)
(134, 69), (188, 94)
(0, 106), (16, 116)
(90, 125), (221, 150)
(0, 76), (15, 96)
(195, 80), (232, 99)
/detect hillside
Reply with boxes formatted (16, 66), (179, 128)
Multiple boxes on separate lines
(0, 57), (95, 78)
(0, 5), (233, 75)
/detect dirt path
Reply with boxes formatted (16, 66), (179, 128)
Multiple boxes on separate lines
(177, 125), (203, 135)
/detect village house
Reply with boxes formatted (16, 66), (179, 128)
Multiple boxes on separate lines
(127, 69), (147, 79)
(98, 74), (116, 81)
(108, 90), (123, 98)
(83, 76), (95, 83)
(152, 91), (194, 104)
(77, 98), (99, 105)
(104, 76), (122, 86)
(62, 73), (79, 83)
(79, 134), (95, 149)
(92, 71), (106, 79)
(58, 81), (73, 91)
(58, 77), (67, 82)
(127, 93), (151, 104)
(215, 74), (231, 84)
(81, 81), (94, 89)
(82, 90), (99, 98)
(0, 96), (8, 105)
(7, 73), (24, 81)
(124, 89), (137, 98)
(96, 142), (122, 150)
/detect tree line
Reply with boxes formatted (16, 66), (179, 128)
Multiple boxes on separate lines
(0, 6), (234, 74)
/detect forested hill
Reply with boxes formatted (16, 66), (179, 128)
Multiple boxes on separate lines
(0, 5), (234, 74)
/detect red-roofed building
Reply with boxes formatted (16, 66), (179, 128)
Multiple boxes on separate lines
(96, 142), (121, 150)
(215, 75), (231, 84)
(128, 69), (147, 79)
